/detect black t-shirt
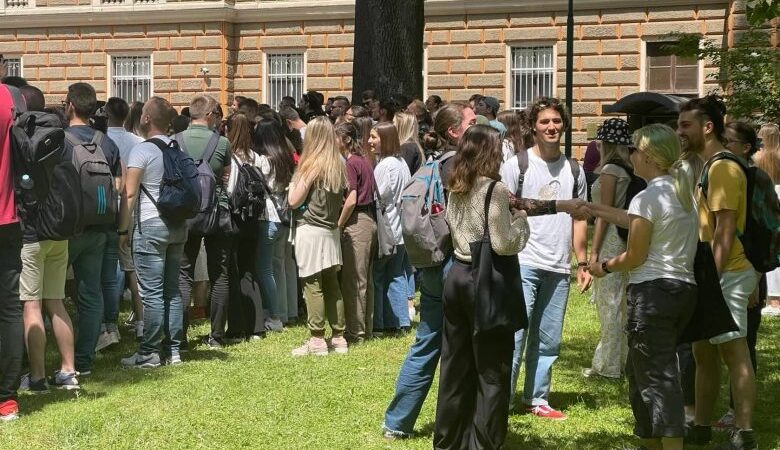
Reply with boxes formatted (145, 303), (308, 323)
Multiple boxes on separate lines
(400, 142), (422, 176)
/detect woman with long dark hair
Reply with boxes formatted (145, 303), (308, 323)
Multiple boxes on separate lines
(253, 119), (298, 330)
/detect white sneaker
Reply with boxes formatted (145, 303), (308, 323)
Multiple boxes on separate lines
(408, 306), (416, 322)
(265, 317), (284, 332)
(761, 305), (780, 317)
(714, 409), (736, 430)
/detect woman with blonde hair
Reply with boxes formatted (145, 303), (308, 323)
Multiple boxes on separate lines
(394, 112), (425, 174)
(752, 123), (780, 317)
(588, 124), (698, 450)
(288, 116), (348, 356)
(584, 118), (634, 380)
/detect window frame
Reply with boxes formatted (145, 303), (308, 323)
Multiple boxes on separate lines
(506, 43), (557, 111)
(107, 54), (154, 104)
(641, 38), (704, 97)
(262, 50), (306, 109)
(3, 56), (23, 78)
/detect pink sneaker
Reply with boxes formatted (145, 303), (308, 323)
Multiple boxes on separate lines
(329, 335), (349, 354)
(291, 337), (328, 357)
(528, 405), (567, 421)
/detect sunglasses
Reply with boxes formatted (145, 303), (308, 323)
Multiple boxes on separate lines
(628, 146), (638, 155)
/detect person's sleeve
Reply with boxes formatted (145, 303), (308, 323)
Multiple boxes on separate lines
(500, 156), (519, 194)
(489, 182), (529, 255)
(627, 191), (653, 222)
(374, 163), (394, 204)
(221, 137), (232, 168)
(259, 155), (272, 178)
(126, 143), (147, 169)
(707, 160), (744, 212)
(345, 159), (359, 193)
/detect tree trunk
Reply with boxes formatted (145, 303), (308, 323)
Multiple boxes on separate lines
(352, 0), (424, 102)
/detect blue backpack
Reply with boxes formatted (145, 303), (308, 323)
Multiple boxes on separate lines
(140, 138), (201, 223)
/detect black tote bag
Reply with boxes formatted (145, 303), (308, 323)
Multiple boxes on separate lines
(679, 241), (739, 344)
(469, 181), (528, 334)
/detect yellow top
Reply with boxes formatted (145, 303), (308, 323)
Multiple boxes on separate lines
(697, 158), (752, 273)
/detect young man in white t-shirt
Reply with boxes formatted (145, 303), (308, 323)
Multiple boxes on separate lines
(500, 97), (591, 420)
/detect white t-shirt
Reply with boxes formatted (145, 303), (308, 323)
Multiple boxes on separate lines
(500, 150), (587, 274)
(107, 127), (143, 164)
(374, 155), (411, 245)
(627, 175), (698, 285)
(128, 135), (169, 224)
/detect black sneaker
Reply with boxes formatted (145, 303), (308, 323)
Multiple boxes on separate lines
(203, 337), (223, 349)
(20, 373), (50, 395)
(685, 423), (712, 446)
(717, 429), (757, 450)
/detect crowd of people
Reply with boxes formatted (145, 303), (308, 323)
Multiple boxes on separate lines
(1, 66), (779, 450)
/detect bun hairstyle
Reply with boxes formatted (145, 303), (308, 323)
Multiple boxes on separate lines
(422, 102), (467, 152)
(679, 94), (727, 141)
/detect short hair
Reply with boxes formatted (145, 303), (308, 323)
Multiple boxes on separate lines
(679, 95), (727, 141)
(233, 95), (246, 104)
(528, 97), (570, 132)
(172, 115), (191, 134)
(144, 96), (176, 132)
(469, 93), (484, 104)
(379, 97), (401, 121)
(105, 97), (130, 123)
(238, 97), (259, 117)
(66, 82), (97, 119)
(1, 76), (27, 88)
(333, 96), (350, 106)
(362, 90), (376, 101)
(726, 121), (759, 157)
(348, 105), (369, 118)
(428, 95), (443, 106)
(280, 96), (296, 108)
(189, 94), (218, 120)
(279, 106), (301, 122)
(180, 106), (190, 118)
(20, 85), (45, 112)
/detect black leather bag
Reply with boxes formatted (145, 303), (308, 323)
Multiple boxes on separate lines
(469, 181), (528, 334)
(679, 241), (739, 344)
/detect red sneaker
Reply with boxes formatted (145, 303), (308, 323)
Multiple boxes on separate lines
(0, 399), (19, 422)
(527, 405), (567, 420)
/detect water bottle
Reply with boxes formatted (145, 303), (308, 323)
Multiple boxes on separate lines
(20, 174), (34, 190)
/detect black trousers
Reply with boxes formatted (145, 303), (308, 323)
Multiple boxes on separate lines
(434, 260), (514, 450)
(626, 279), (697, 439)
(0, 223), (23, 403)
(179, 232), (233, 340)
(226, 235), (265, 338)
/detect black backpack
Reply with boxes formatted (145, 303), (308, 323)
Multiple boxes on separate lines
(230, 154), (269, 228)
(176, 131), (220, 235)
(66, 130), (118, 227)
(603, 159), (647, 241)
(140, 138), (201, 224)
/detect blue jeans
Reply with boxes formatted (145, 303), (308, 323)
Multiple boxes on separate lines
(69, 230), (107, 372)
(510, 266), (571, 406)
(384, 259), (452, 434)
(373, 245), (411, 330)
(257, 220), (283, 318)
(133, 218), (187, 356)
(101, 230), (121, 326)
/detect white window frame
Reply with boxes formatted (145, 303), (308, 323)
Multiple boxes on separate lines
(422, 45), (429, 100)
(506, 43), (557, 111)
(640, 38), (704, 97)
(262, 50), (306, 109)
(107, 54), (154, 104)
(2, 0), (36, 9)
(3, 56), (23, 78)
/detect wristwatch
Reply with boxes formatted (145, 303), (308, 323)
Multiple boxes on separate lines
(601, 261), (612, 274)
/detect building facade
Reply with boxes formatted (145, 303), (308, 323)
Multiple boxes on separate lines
(0, 0), (769, 155)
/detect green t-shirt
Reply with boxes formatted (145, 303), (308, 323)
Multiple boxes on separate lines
(181, 124), (232, 207)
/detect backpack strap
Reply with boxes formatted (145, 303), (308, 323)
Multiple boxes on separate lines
(92, 130), (105, 147)
(568, 157), (581, 199)
(64, 130), (82, 148)
(698, 152), (747, 200)
(482, 181), (498, 238)
(515, 150), (529, 197)
(201, 132), (220, 163)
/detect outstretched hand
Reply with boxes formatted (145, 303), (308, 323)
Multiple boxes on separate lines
(558, 199), (592, 221)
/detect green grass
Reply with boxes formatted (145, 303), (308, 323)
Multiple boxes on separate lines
(2, 288), (779, 450)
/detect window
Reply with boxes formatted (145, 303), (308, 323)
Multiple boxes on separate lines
(510, 46), (554, 110)
(111, 56), (152, 103)
(266, 53), (304, 109)
(4, 57), (22, 78)
(645, 41), (699, 95)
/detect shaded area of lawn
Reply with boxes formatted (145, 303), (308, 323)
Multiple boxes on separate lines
(1, 289), (779, 449)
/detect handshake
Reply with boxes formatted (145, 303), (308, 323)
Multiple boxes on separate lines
(508, 194), (593, 221)
(557, 198), (592, 221)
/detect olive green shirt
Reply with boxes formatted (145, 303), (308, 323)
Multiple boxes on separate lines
(181, 124), (232, 207)
(297, 184), (343, 230)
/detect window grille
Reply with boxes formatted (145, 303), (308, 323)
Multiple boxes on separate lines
(266, 53), (305, 109)
(4, 58), (22, 77)
(510, 46), (555, 110)
(111, 56), (152, 104)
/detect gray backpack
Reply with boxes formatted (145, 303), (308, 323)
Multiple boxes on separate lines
(399, 151), (455, 268)
(66, 131), (117, 227)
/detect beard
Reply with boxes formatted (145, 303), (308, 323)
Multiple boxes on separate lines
(138, 121), (151, 139)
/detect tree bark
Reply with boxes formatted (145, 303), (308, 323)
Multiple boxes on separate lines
(352, 0), (424, 102)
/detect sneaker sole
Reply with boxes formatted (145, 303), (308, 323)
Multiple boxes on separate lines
(54, 384), (81, 391)
(0, 414), (19, 422)
(332, 348), (348, 354)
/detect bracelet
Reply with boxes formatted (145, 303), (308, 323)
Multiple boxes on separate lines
(117, 230), (128, 236)
(601, 261), (612, 274)
(577, 261), (588, 268)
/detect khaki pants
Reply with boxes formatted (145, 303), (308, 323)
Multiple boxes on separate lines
(303, 265), (345, 336)
(340, 210), (377, 339)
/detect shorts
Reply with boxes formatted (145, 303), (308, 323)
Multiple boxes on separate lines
(194, 241), (208, 282)
(766, 266), (780, 297)
(20, 240), (68, 301)
(118, 217), (135, 272)
(710, 268), (759, 344)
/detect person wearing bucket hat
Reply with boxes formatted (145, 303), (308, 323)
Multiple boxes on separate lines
(584, 117), (634, 380)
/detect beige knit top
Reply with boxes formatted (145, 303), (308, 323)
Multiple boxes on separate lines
(447, 177), (530, 263)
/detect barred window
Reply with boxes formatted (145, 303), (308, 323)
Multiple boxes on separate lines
(266, 53), (304, 109)
(111, 56), (152, 103)
(4, 58), (22, 78)
(510, 46), (555, 110)
(645, 41), (699, 95)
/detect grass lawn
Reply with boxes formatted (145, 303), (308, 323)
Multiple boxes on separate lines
(1, 288), (779, 449)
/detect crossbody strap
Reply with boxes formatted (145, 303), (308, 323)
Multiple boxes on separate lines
(482, 180), (498, 239)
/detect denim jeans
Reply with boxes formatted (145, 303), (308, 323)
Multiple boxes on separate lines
(510, 266), (571, 406)
(0, 223), (23, 403)
(373, 245), (411, 330)
(101, 230), (121, 326)
(134, 217), (187, 356)
(384, 259), (452, 434)
(257, 220), (283, 318)
(69, 229), (107, 372)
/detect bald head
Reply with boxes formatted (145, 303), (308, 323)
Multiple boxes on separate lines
(141, 96), (176, 137)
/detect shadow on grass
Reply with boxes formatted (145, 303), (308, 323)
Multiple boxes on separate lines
(19, 390), (108, 417)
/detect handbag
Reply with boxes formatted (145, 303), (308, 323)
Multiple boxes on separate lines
(469, 181), (528, 334)
(375, 193), (397, 258)
(679, 241), (739, 344)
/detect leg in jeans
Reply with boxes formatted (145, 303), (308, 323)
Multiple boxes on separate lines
(511, 266), (570, 406)
(69, 230), (107, 373)
(376, 246), (410, 330)
(256, 220), (281, 320)
(136, 220), (175, 355)
(321, 265), (345, 335)
(385, 263), (445, 434)
(178, 233), (204, 341)
(162, 228), (186, 357)
(101, 231), (121, 330)
(303, 271), (326, 337)
(0, 225), (23, 403)
(204, 233), (233, 340)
